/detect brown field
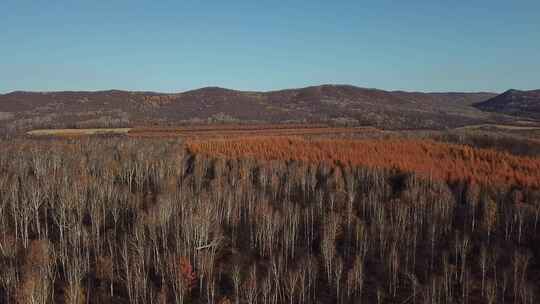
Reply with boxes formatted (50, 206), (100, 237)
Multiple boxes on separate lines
(128, 124), (382, 138)
(24, 124), (383, 139)
(456, 123), (540, 131)
(26, 128), (132, 137)
(188, 136), (540, 188)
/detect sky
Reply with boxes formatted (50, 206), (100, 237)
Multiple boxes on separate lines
(1, 0), (539, 93)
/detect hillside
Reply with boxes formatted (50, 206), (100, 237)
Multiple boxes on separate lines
(475, 89), (540, 119)
(0, 85), (504, 134)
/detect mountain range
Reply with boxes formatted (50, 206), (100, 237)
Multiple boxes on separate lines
(0, 84), (538, 134)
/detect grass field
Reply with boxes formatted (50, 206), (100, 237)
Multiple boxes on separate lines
(26, 128), (132, 136)
(26, 122), (540, 140)
(26, 124), (384, 138)
(128, 125), (382, 138)
(455, 123), (540, 131)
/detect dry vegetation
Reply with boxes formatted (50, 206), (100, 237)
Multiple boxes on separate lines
(0, 136), (539, 304)
(27, 128), (132, 137)
(430, 131), (540, 157)
(456, 124), (540, 131)
(23, 124), (383, 140)
(0, 85), (506, 132)
(187, 137), (540, 188)
(128, 125), (380, 138)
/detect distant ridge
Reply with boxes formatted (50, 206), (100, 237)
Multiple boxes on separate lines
(475, 89), (540, 119)
(0, 84), (519, 133)
(2, 84), (497, 96)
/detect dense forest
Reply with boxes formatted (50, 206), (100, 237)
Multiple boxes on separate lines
(1, 136), (540, 304)
(187, 137), (540, 187)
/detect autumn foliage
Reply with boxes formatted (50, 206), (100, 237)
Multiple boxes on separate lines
(178, 256), (197, 293)
(188, 136), (540, 188)
(1, 136), (540, 304)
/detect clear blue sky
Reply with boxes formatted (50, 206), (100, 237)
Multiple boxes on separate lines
(1, 0), (539, 93)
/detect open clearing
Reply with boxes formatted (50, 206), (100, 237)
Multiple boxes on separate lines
(27, 128), (132, 136)
(26, 122), (540, 139)
(26, 125), (384, 138)
(455, 123), (540, 131)
(127, 125), (382, 138)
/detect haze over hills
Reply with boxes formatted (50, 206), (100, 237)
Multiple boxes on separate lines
(475, 89), (540, 120)
(1, 84), (537, 134)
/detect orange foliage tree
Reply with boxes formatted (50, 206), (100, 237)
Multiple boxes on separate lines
(187, 136), (540, 188)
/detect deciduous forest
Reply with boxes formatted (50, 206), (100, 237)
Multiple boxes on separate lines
(0, 135), (539, 304)
(3, 0), (540, 303)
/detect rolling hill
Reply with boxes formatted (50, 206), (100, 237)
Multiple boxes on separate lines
(475, 89), (540, 120)
(0, 85), (510, 134)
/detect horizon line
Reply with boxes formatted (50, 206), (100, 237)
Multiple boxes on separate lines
(0, 83), (509, 95)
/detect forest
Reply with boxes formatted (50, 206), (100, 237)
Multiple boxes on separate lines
(0, 135), (539, 304)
